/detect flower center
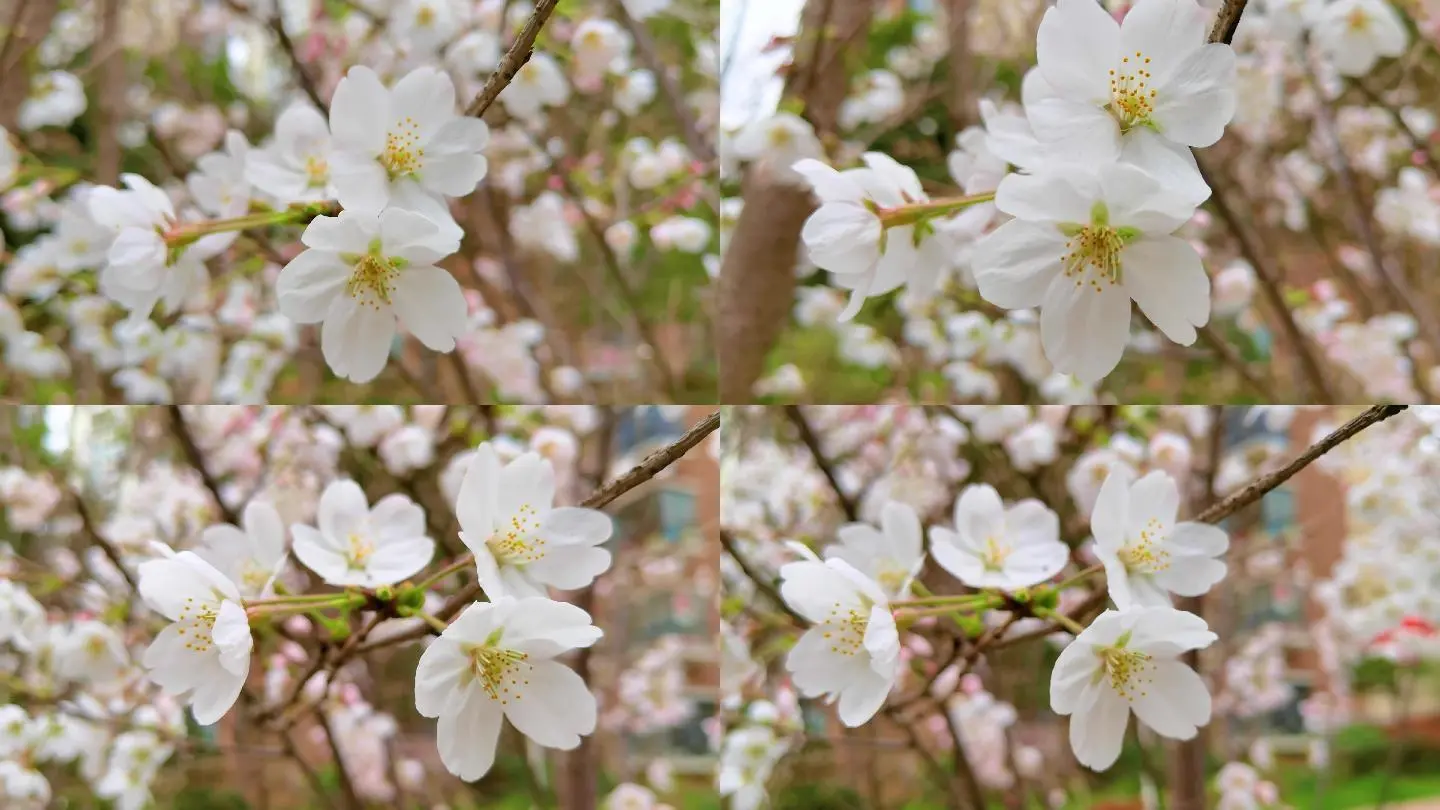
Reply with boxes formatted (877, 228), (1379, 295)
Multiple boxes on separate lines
(303, 155), (328, 188)
(416, 5), (436, 26)
(1062, 226), (1125, 291)
(240, 562), (271, 592)
(1118, 518), (1171, 574)
(346, 252), (401, 309)
(1061, 203), (1136, 292)
(820, 601), (871, 657)
(381, 118), (425, 179)
(466, 643), (531, 704)
(980, 536), (1011, 572)
(1108, 51), (1157, 132)
(486, 503), (547, 565)
(1095, 635), (1154, 701)
(345, 533), (375, 569)
(1346, 7), (1370, 29)
(175, 595), (221, 652)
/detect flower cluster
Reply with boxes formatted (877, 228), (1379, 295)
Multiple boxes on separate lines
(1, 0), (716, 402)
(0, 405), (715, 807)
(718, 404), (1423, 807)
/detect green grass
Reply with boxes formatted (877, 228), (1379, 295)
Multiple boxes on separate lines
(1277, 770), (1440, 809)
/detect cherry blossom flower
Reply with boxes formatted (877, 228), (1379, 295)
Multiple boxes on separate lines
(246, 102), (336, 204)
(1091, 468), (1229, 608)
(291, 480), (435, 588)
(136, 550), (253, 725)
(1050, 605), (1216, 770)
(1311, 0), (1408, 77)
(413, 596), (602, 781)
(825, 500), (925, 598)
(275, 207), (466, 383)
(794, 153), (951, 320)
(1031, 0), (1235, 193)
(973, 160), (1209, 382)
(930, 484), (1068, 590)
(780, 557), (899, 726)
(456, 441), (614, 599)
(327, 65), (489, 236)
(194, 500), (290, 598)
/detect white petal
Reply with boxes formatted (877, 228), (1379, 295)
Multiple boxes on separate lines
(321, 295), (396, 383)
(290, 524), (350, 583)
(1168, 522), (1228, 555)
(436, 687), (503, 781)
(1123, 235), (1209, 346)
(329, 66), (389, 155)
(1026, 99), (1122, 165)
(504, 659), (596, 749)
(955, 484), (1007, 546)
(972, 220), (1066, 309)
(1040, 272), (1132, 383)
(414, 639), (467, 718)
(538, 507), (613, 547)
(456, 443), (502, 536)
(318, 479), (369, 539)
(1037, 0), (1120, 102)
(392, 265), (467, 352)
(880, 501), (923, 564)
(1125, 471), (1180, 540)
(836, 669), (892, 727)
(329, 151), (391, 215)
(1072, 687), (1130, 770)
(1091, 467), (1133, 550)
(1131, 659), (1210, 739)
(1050, 638), (1098, 715)
(792, 159), (866, 203)
(276, 249), (349, 324)
(390, 67), (457, 142)
(1119, 0), (1207, 85)
(994, 171), (1095, 224)
(1151, 44), (1237, 147)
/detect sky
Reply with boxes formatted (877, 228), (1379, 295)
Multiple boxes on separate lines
(718, 0), (805, 130)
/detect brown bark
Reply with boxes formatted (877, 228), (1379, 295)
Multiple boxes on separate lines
(943, 0), (975, 132)
(716, 0), (878, 401)
(0, 0), (62, 131)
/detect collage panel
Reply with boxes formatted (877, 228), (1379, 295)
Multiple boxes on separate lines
(0, 0), (718, 404)
(721, 405), (1440, 809)
(0, 404), (719, 808)
(719, 0), (1439, 405)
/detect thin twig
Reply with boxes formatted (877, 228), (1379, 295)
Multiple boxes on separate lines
(1194, 405), (1407, 524)
(464, 0), (561, 118)
(783, 405), (858, 521)
(1208, 0), (1249, 44)
(609, 0), (713, 162)
(72, 494), (137, 593)
(1196, 154), (1336, 403)
(167, 405), (240, 524)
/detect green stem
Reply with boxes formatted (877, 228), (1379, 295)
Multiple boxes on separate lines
(893, 593), (996, 609)
(1037, 608), (1087, 636)
(1056, 564), (1104, 591)
(164, 200), (341, 247)
(877, 192), (996, 228)
(418, 612), (450, 633)
(413, 556), (474, 593)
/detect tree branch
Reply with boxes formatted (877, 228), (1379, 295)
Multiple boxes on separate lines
(464, 0), (561, 118)
(1195, 405), (1407, 524)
